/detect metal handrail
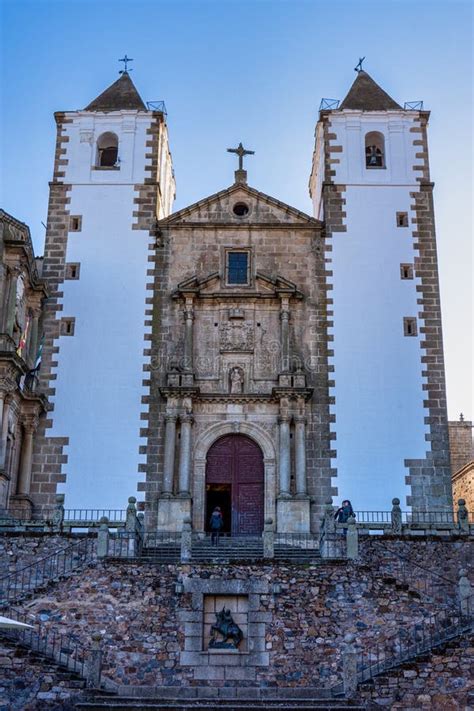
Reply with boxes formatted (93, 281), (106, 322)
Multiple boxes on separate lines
(0, 537), (95, 607)
(1, 608), (89, 680)
(356, 603), (473, 683)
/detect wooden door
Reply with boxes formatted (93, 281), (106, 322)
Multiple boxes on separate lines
(206, 434), (264, 535)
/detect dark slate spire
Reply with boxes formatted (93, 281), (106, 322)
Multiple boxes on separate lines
(85, 73), (146, 112)
(340, 71), (402, 111)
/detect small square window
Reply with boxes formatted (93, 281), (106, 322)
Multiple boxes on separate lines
(226, 251), (249, 285)
(69, 216), (82, 232)
(60, 318), (75, 336)
(65, 263), (81, 280)
(403, 317), (417, 337)
(396, 212), (409, 228)
(400, 264), (414, 280)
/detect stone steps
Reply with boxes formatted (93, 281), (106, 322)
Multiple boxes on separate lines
(76, 693), (365, 710)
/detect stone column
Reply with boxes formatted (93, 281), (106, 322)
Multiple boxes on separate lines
(346, 515), (359, 560)
(181, 516), (192, 562)
(183, 297), (194, 372)
(294, 416), (307, 496)
(458, 568), (473, 616)
(162, 414), (177, 496)
(342, 634), (358, 695)
(0, 398), (10, 470)
(27, 311), (40, 367)
(0, 392), (5, 466)
(87, 633), (103, 689)
(279, 297), (290, 372)
(278, 415), (291, 496)
(97, 517), (109, 558)
(178, 414), (193, 495)
(16, 417), (37, 495)
(457, 498), (469, 534)
(391, 497), (402, 535)
(263, 517), (275, 559)
(5, 270), (18, 337)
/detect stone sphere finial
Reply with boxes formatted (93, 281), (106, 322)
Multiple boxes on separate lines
(458, 498), (466, 506)
(128, 496), (137, 504)
(392, 498), (400, 506)
(99, 516), (109, 524)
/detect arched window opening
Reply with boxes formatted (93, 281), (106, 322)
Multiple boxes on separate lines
(96, 132), (118, 167)
(365, 131), (385, 169)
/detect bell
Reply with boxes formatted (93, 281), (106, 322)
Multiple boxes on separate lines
(368, 151), (378, 166)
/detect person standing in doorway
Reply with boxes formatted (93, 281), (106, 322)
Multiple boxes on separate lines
(210, 506), (224, 546)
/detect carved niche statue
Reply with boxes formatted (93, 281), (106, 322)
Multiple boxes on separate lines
(209, 607), (243, 649)
(229, 367), (244, 394)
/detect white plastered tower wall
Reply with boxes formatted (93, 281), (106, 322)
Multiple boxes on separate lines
(310, 74), (452, 512)
(32, 75), (175, 509)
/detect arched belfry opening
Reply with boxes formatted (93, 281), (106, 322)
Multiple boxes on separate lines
(96, 132), (119, 167)
(205, 434), (264, 536)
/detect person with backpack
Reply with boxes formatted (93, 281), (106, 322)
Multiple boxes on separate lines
(209, 506), (224, 546)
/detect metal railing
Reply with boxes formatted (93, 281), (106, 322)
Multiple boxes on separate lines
(355, 509), (473, 528)
(1, 609), (88, 678)
(0, 537), (95, 607)
(106, 531), (144, 559)
(0, 507), (127, 529)
(367, 538), (458, 606)
(63, 509), (126, 527)
(274, 532), (319, 549)
(356, 602), (472, 684)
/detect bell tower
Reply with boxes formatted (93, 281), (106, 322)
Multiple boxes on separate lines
(30, 70), (175, 509)
(310, 69), (452, 511)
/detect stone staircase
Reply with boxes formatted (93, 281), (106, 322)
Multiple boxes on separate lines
(139, 536), (322, 564)
(75, 689), (365, 710)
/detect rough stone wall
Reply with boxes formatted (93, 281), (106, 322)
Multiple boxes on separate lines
(0, 533), (82, 577)
(453, 462), (474, 516)
(12, 558), (451, 689)
(30, 113), (72, 512)
(0, 637), (86, 710)
(360, 536), (473, 585)
(359, 633), (474, 709)
(449, 419), (474, 476)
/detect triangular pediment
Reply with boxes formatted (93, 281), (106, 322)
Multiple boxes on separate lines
(173, 271), (303, 300)
(160, 183), (320, 227)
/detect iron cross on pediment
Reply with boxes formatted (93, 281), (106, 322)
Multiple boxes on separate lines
(227, 142), (255, 171)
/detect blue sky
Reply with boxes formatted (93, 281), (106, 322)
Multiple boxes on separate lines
(0, 0), (472, 418)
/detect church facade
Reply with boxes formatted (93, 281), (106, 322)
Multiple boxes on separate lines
(1, 68), (453, 529)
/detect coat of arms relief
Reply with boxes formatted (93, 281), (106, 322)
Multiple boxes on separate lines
(219, 321), (254, 353)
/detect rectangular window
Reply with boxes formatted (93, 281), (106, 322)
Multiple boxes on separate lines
(226, 251), (249, 285)
(403, 317), (418, 337)
(396, 212), (409, 228)
(69, 216), (82, 232)
(65, 263), (81, 280)
(400, 264), (414, 280)
(60, 317), (75, 336)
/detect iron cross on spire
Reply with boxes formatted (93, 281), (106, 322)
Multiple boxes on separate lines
(227, 142), (255, 171)
(354, 57), (366, 73)
(119, 55), (134, 74)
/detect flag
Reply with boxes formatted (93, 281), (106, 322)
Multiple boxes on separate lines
(16, 318), (30, 358)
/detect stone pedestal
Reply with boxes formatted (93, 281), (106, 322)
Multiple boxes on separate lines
(9, 494), (34, 520)
(276, 496), (310, 533)
(157, 495), (191, 532)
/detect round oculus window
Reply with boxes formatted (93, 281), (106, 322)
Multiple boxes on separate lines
(233, 202), (249, 217)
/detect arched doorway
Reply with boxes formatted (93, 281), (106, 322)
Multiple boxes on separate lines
(205, 434), (264, 536)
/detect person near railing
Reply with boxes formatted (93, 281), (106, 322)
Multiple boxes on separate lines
(209, 506), (223, 546)
(335, 500), (354, 535)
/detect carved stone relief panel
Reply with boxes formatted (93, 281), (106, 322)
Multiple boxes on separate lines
(219, 321), (254, 353)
